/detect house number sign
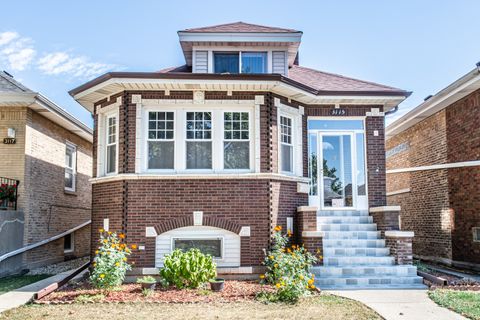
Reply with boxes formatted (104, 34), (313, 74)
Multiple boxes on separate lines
(330, 108), (347, 116)
(3, 138), (16, 144)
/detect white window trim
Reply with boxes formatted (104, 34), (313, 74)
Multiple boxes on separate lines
(212, 51), (268, 74)
(141, 104), (256, 174)
(145, 110), (176, 172)
(221, 110), (253, 172)
(105, 112), (119, 176)
(170, 236), (225, 260)
(64, 142), (77, 192)
(279, 114), (294, 174)
(474, 227), (480, 243)
(64, 232), (74, 253)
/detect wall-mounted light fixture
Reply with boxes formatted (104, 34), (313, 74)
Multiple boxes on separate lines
(7, 128), (16, 138)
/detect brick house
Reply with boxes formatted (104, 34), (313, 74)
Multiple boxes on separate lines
(386, 65), (480, 271)
(0, 71), (92, 276)
(70, 22), (422, 288)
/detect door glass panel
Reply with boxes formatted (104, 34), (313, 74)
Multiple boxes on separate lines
(308, 133), (318, 196)
(356, 133), (366, 196)
(322, 135), (353, 207)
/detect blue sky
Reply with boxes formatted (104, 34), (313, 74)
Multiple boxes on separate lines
(1, 0), (479, 127)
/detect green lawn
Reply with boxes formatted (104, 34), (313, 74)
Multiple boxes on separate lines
(0, 274), (51, 295)
(0, 294), (382, 320)
(428, 289), (480, 320)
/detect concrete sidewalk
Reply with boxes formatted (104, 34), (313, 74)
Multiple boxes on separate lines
(329, 289), (466, 320)
(0, 270), (80, 314)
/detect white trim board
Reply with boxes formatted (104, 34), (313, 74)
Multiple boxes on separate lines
(387, 160), (480, 174)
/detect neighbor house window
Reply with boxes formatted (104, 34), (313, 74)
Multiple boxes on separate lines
(64, 233), (74, 253)
(106, 115), (117, 174)
(241, 52), (267, 73)
(214, 51), (267, 74)
(223, 112), (250, 169)
(186, 112), (212, 169)
(474, 227), (480, 242)
(65, 143), (76, 192)
(173, 238), (222, 258)
(148, 111), (174, 169)
(280, 115), (293, 173)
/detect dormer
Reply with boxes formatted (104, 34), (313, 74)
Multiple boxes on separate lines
(177, 22), (302, 76)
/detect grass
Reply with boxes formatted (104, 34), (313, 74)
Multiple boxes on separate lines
(0, 294), (381, 320)
(428, 289), (480, 320)
(0, 274), (51, 295)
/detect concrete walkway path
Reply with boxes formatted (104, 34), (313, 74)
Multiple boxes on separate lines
(329, 289), (466, 320)
(0, 270), (83, 314)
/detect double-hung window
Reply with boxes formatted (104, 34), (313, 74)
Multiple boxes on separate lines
(186, 112), (212, 169)
(106, 115), (117, 174)
(148, 111), (174, 169)
(223, 112), (250, 169)
(280, 115), (294, 173)
(65, 143), (76, 192)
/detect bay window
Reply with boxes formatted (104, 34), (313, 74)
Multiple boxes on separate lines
(106, 115), (117, 174)
(186, 112), (212, 169)
(223, 112), (250, 169)
(280, 115), (293, 173)
(148, 111), (175, 169)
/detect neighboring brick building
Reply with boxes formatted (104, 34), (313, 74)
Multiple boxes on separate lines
(386, 65), (480, 271)
(0, 71), (93, 274)
(70, 22), (421, 288)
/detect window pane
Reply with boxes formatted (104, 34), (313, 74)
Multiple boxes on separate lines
(186, 141), (212, 169)
(308, 133), (318, 196)
(174, 239), (221, 258)
(214, 52), (239, 74)
(241, 52), (267, 73)
(308, 120), (364, 130)
(224, 141), (249, 169)
(65, 147), (73, 168)
(356, 133), (366, 196)
(107, 145), (116, 173)
(149, 112), (174, 141)
(281, 144), (293, 172)
(64, 170), (73, 189)
(64, 233), (72, 251)
(148, 141), (174, 169)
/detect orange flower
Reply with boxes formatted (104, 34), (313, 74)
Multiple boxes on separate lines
(274, 226), (282, 232)
(95, 250), (99, 255)
(123, 257), (127, 262)
(131, 244), (138, 250)
(99, 228), (105, 233)
(259, 274), (265, 279)
(103, 239), (108, 244)
(115, 262), (120, 267)
(108, 231), (112, 235)
(118, 233), (125, 239)
(99, 274), (105, 279)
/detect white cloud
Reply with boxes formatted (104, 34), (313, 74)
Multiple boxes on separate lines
(0, 32), (36, 71)
(37, 52), (113, 79)
(0, 30), (114, 79)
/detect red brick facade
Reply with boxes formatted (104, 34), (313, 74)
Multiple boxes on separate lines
(387, 88), (480, 269)
(91, 90), (390, 270)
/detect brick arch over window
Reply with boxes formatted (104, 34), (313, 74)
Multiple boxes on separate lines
(154, 216), (242, 235)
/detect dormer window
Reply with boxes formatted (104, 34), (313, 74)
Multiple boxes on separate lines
(213, 51), (267, 74)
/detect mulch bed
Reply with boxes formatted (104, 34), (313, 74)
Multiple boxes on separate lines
(36, 280), (277, 304)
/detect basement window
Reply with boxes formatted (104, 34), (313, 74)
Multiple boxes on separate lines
(474, 228), (480, 242)
(64, 233), (74, 253)
(173, 238), (222, 258)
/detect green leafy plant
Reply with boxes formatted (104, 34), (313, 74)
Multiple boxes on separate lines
(90, 230), (136, 290)
(160, 249), (216, 289)
(259, 226), (318, 303)
(74, 293), (105, 303)
(142, 288), (154, 297)
(0, 183), (17, 202)
(137, 276), (156, 284)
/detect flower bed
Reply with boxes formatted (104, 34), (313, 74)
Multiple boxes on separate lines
(36, 280), (277, 304)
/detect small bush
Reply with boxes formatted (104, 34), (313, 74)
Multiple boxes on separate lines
(137, 276), (156, 284)
(90, 230), (136, 290)
(75, 293), (105, 303)
(142, 288), (154, 297)
(259, 226), (317, 303)
(160, 249), (216, 289)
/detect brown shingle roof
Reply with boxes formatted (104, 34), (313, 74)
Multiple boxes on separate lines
(180, 21), (300, 34)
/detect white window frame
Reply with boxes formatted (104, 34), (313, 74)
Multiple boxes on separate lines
(64, 232), (74, 253)
(140, 105), (256, 174)
(279, 114), (294, 174)
(145, 110), (176, 172)
(474, 227), (480, 243)
(105, 113), (119, 175)
(222, 110), (253, 171)
(171, 236), (224, 260)
(185, 111), (214, 171)
(64, 142), (77, 192)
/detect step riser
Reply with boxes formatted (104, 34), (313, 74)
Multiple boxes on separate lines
(322, 231), (380, 239)
(311, 266), (418, 277)
(317, 216), (373, 224)
(323, 248), (390, 257)
(318, 224), (377, 231)
(323, 257), (394, 266)
(315, 277), (423, 287)
(323, 239), (386, 248)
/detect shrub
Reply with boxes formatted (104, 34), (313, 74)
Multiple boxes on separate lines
(259, 226), (318, 303)
(90, 230), (135, 290)
(160, 249), (216, 289)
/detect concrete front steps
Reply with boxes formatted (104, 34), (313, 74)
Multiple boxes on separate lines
(313, 210), (424, 290)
